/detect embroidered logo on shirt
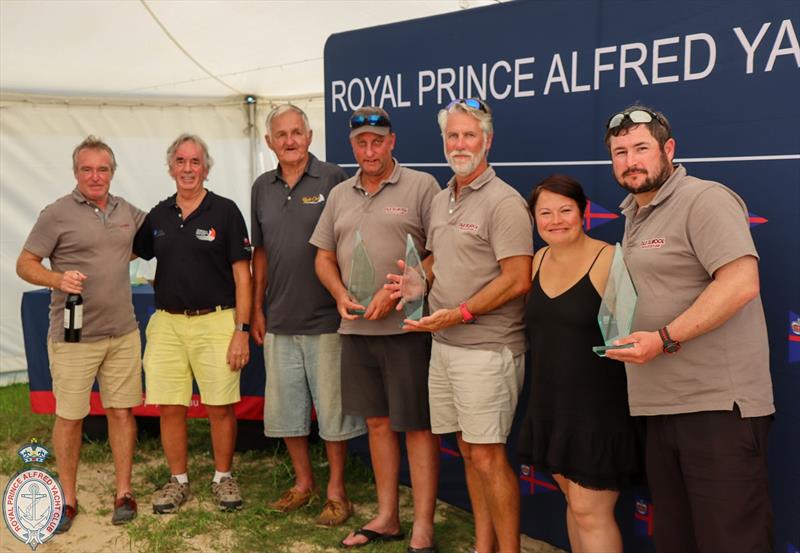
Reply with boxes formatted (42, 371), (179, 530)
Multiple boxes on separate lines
(458, 222), (480, 233)
(153, 229), (166, 238)
(639, 238), (665, 249)
(301, 193), (325, 204)
(196, 228), (217, 242)
(384, 206), (408, 216)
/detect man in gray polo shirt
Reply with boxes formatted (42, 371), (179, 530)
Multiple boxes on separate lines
(16, 136), (145, 531)
(311, 107), (441, 551)
(392, 99), (533, 553)
(250, 104), (366, 527)
(603, 105), (774, 553)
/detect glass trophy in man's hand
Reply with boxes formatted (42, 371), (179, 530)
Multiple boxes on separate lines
(347, 230), (375, 315)
(593, 244), (638, 357)
(400, 234), (427, 322)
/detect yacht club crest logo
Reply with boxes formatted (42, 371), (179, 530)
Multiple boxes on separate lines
(3, 439), (63, 550)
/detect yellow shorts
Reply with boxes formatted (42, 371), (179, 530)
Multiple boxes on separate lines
(47, 329), (142, 420)
(143, 308), (241, 406)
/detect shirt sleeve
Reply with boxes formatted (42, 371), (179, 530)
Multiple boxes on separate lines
(250, 180), (264, 248)
(686, 184), (758, 275)
(132, 213), (155, 260)
(309, 186), (338, 251)
(23, 204), (60, 259)
(226, 201), (252, 264)
(489, 194), (534, 261)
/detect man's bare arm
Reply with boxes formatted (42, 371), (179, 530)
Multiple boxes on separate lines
(16, 249), (85, 293)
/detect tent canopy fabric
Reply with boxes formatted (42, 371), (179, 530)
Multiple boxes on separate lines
(1, 0), (502, 99)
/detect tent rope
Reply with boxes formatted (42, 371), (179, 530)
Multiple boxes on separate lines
(139, 0), (244, 96)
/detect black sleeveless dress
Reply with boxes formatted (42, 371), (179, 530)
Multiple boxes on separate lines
(517, 248), (644, 490)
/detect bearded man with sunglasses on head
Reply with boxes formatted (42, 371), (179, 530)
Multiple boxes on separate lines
(603, 105), (774, 553)
(311, 107), (441, 551)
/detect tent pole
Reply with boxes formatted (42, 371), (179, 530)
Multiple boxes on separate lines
(246, 96), (258, 184)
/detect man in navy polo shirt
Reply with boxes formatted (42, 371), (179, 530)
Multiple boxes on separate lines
(250, 104), (366, 526)
(134, 134), (252, 513)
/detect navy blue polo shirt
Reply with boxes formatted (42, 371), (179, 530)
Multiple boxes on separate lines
(250, 155), (348, 334)
(134, 190), (251, 311)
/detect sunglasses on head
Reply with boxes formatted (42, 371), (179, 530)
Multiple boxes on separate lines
(349, 114), (391, 129)
(445, 98), (489, 113)
(606, 109), (667, 131)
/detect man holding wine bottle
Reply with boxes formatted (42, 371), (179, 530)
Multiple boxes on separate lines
(16, 136), (146, 531)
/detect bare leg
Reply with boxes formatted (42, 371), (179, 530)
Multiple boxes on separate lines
(105, 407), (136, 498)
(53, 416), (83, 507)
(467, 442), (520, 553)
(405, 429), (440, 549)
(341, 416), (401, 547)
(457, 434), (497, 553)
(553, 474), (582, 553)
(159, 405), (188, 475)
(205, 404), (237, 472)
(565, 480), (621, 553)
(283, 436), (315, 492)
(324, 439), (349, 501)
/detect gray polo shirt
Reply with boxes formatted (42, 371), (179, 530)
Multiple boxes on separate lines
(620, 164), (774, 417)
(251, 155), (348, 334)
(310, 159), (441, 335)
(427, 167), (533, 355)
(23, 188), (146, 342)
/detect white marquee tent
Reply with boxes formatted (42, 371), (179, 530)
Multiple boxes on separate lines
(0, 0), (505, 384)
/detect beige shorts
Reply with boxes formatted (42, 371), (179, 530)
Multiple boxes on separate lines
(143, 309), (240, 406)
(428, 340), (524, 444)
(47, 329), (142, 420)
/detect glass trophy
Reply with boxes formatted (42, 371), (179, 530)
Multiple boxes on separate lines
(347, 230), (375, 315)
(400, 234), (427, 322)
(593, 244), (638, 357)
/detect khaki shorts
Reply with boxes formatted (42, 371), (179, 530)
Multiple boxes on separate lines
(143, 309), (241, 406)
(428, 340), (524, 444)
(47, 329), (142, 420)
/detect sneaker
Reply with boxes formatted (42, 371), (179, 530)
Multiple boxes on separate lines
(212, 476), (243, 511)
(152, 477), (191, 514)
(55, 502), (77, 534)
(315, 498), (354, 527)
(268, 487), (315, 512)
(111, 492), (138, 525)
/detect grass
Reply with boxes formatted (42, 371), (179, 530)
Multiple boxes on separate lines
(0, 383), (478, 552)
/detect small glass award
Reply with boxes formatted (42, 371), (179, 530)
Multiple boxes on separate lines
(593, 244), (638, 357)
(400, 234), (427, 322)
(347, 230), (375, 315)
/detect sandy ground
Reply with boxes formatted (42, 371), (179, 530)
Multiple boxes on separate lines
(1, 465), (565, 553)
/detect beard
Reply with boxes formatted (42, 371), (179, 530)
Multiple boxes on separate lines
(615, 152), (673, 195)
(446, 141), (487, 177)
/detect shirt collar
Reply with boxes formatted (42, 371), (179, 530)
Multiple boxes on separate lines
(446, 165), (496, 195)
(271, 153), (320, 185)
(169, 189), (213, 213)
(71, 187), (118, 209)
(619, 163), (684, 215)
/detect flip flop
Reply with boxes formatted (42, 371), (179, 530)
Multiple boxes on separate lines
(340, 527), (406, 548)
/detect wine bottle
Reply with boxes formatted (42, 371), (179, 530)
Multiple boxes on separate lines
(64, 293), (83, 343)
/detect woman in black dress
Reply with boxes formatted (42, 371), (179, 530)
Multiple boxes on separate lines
(518, 175), (643, 553)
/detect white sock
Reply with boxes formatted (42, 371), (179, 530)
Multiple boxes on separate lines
(213, 470), (231, 484)
(172, 473), (189, 484)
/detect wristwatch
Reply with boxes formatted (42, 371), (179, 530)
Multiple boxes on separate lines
(459, 302), (477, 324)
(235, 323), (251, 333)
(658, 326), (681, 354)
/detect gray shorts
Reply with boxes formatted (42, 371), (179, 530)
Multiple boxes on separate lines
(428, 340), (524, 444)
(340, 333), (432, 432)
(263, 333), (366, 441)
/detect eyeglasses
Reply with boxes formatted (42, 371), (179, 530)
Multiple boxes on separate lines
(349, 114), (391, 129)
(606, 109), (667, 131)
(445, 98), (489, 113)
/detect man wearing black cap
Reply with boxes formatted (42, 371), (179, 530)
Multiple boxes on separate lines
(311, 107), (441, 551)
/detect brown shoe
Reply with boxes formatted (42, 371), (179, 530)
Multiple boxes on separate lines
(315, 498), (354, 527)
(268, 487), (315, 512)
